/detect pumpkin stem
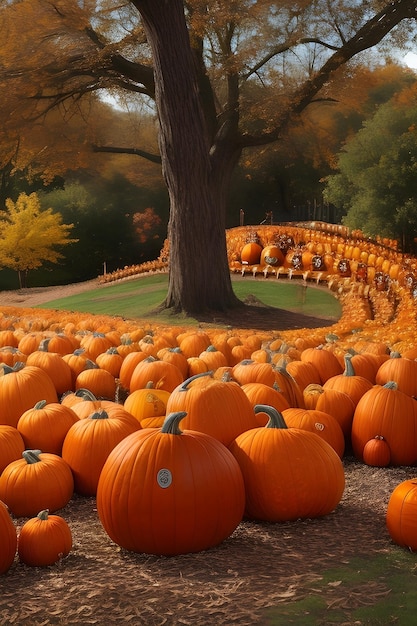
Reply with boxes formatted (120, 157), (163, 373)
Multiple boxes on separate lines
(254, 405), (288, 429)
(343, 353), (356, 377)
(90, 410), (109, 420)
(22, 450), (43, 464)
(34, 400), (48, 410)
(383, 381), (398, 390)
(179, 371), (213, 391)
(74, 388), (98, 400)
(37, 509), (50, 520)
(161, 411), (188, 435)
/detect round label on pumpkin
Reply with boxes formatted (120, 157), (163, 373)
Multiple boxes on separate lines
(157, 468), (172, 489)
(315, 422), (325, 431)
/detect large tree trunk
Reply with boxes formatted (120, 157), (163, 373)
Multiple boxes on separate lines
(132, 0), (241, 315)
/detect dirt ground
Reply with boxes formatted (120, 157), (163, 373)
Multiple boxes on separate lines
(2, 460), (415, 626)
(0, 278), (415, 625)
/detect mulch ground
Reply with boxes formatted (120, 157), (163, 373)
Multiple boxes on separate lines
(2, 458), (415, 626)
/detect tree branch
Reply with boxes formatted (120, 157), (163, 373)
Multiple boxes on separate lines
(92, 144), (161, 164)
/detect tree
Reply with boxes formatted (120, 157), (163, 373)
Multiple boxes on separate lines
(323, 83), (417, 251)
(1, 0), (416, 313)
(0, 192), (77, 288)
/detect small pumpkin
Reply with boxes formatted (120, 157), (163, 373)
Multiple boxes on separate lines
(96, 411), (245, 556)
(362, 435), (391, 467)
(18, 509), (72, 567)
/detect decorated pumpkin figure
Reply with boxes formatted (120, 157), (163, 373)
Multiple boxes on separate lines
(386, 479), (417, 551)
(18, 509), (72, 567)
(0, 500), (17, 575)
(229, 405), (345, 522)
(96, 411), (245, 556)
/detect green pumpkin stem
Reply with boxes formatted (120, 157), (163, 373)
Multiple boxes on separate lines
(161, 411), (188, 435)
(90, 410), (109, 420)
(22, 450), (43, 464)
(37, 509), (50, 520)
(343, 353), (356, 376)
(34, 400), (48, 410)
(254, 405), (288, 429)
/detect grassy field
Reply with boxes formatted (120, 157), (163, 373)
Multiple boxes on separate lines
(36, 274), (341, 324)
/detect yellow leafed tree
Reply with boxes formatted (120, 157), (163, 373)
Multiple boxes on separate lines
(0, 192), (77, 288)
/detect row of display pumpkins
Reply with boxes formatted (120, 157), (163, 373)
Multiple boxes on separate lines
(2, 340), (417, 569)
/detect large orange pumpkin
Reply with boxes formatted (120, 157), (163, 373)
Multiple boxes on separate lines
(96, 411), (245, 556)
(351, 382), (417, 466)
(228, 405), (345, 522)
(0, 426), (25, 474)
(282, 407), (345, 458)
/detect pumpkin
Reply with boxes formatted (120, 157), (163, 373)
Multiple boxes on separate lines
(273, 366), (305, 408)
(0, 426), (25, 474)
(228, 405), (345, 522)
(351, 381), (417, 466)
(165, 372), (259, 447)
(95, 347), (124, 378)
(375, 353), (417, 397)
(231, 359), (276, 386)
(118, 350), (149, 390)
(156, 347), (189, 378)
(26, 351), (74, 396)
(260, 244), (284, 267)
(303, 384), (355, 439)
(362, 435), (391, 467)
(18, 509), (72, 567)
(75, 366), (117, 400)
(386, 479), (417, 551)
(300, 346), (343, 384)
(198, 346), (229, 371)
(0, 500), (17, 574)
(240, 382), (290, 426)
(96, 411), (245, 556)
(285, 360), (321, 392)
(62, 408), (141, 496)
(79, 332), (116, 360)
(0, 363), (58, 428)
(129, 356), (184, 393)
(241, 242), (262, 265)
(17, 400), (79, 455)
(0, 450), (74, 517)
(62, 348), (91, 386)
(282, 407), (345, 458)
(178, 331), (211, 359)
(323, 354), (373, 407)
(123, 383), (170, 428)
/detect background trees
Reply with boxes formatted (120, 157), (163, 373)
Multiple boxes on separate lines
(0, 193), (77, 288)
(324, 83), (417, 252)
(1, 1), (416, 306)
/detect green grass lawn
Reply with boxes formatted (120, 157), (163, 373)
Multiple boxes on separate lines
(36, 274), (341, 324)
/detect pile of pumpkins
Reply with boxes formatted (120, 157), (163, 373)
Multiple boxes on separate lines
(2, 222), (417, 568)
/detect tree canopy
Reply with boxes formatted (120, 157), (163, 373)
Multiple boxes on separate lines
(324, 83), (417, 251)
(1, 0), (417, 312)
(0, 192), (77, 288)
